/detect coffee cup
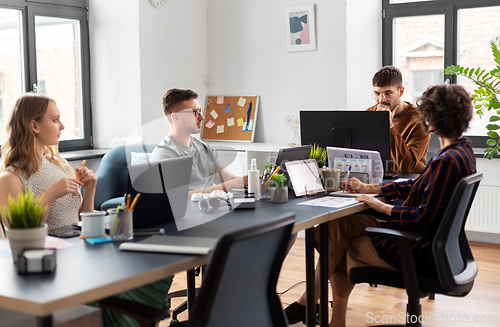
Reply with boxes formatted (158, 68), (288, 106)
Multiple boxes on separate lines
(80, 211), (106, 238)
(322, 168), (341, 191)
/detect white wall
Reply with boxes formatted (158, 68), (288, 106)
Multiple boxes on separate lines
(90, 0), (208, 148)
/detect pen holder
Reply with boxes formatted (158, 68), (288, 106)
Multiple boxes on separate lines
(109, 209), (134, 241)
(260, 178), (272, 200)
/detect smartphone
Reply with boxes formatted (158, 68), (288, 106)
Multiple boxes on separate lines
(49, 228), (81, 238)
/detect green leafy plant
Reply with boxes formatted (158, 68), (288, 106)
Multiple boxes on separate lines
(309, 144), (327, 168)
(1, 189), (47, 229)
(270, 173), (288, 188)
(444, 38), (500, 159)
(263, 162), (276, 174)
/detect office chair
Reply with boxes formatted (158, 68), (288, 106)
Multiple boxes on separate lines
(350, 172), (482, 327)
(98, 214), (295, 327)
(94, 144), (157, 211)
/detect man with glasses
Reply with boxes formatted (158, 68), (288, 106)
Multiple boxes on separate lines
(366, 66), (430, 174)
(151, 88), (247, 197)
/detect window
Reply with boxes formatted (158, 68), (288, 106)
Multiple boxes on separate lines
(0, 0), (91, 150)
(382, 0), (500, 148)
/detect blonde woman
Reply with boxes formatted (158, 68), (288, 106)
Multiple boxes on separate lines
(0, 93), (96, 228)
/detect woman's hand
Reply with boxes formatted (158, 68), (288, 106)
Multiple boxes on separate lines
(342, 177), (381, 194)
(76, 166), (97, 190)
(356, 195), (393, 216)
(46, 177), (83, 200)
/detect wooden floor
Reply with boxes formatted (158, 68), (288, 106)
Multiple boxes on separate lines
(161, 238), (500, 326)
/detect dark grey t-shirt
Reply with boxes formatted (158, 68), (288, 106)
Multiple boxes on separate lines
(151, 135), (219, 191)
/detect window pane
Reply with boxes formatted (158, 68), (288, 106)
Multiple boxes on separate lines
(394, 15), (445, 103)
(458, 6), (500, 136)
(0, 8), (24, 144)
(35, 15), (83, 141)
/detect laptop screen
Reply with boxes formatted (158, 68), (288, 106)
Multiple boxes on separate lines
(126, 156), (193, 229)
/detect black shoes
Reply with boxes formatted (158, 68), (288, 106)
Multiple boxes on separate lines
(284, 301), (320, 325)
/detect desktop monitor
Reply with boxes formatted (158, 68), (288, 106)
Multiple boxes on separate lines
(299, 110), (391, 170)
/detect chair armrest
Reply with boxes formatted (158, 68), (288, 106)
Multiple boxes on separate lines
(365, 227), (422, 243)
(365, 227), (425, 298)
(98, 296), (170, 325)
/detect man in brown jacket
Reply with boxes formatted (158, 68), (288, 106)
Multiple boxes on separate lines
(367, 66), (430, 174)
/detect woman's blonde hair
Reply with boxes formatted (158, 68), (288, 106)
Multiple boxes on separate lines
(1, 93), (67, 178)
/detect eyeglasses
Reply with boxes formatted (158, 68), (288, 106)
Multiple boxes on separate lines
(175, 109), (203, 118)
(371, 88), (400, 101)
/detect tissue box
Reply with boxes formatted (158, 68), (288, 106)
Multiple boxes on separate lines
(17, 248), (56, 274)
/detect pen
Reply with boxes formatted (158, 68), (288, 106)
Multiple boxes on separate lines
(76, 160), (86, 180)
(262, 166), (281, 193)
(129, 193), (141, 211)
(343, 166), (351, 193)
(126, 194), (131, 211)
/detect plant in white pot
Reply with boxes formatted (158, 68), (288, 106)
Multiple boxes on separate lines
(1, 189), (48, 262)
(269, 173), (289, 203)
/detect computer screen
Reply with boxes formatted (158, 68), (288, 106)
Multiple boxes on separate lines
(299, 110), (391, 170)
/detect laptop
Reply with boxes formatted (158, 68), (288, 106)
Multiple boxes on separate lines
(125, 156), (192, 229)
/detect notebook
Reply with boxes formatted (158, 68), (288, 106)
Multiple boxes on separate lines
(119, 235), (218, 255)
(126, 156), (192, 229)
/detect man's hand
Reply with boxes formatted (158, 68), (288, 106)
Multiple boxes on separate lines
(376, 103), (397, 128)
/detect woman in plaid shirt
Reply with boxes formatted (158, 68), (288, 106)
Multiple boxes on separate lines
(285, 84), (476, 327)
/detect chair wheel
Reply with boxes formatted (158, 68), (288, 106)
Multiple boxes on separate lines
(170, 319), (179, 326)
(369, 283), (378, 288)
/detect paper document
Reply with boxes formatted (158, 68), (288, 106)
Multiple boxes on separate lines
(297, 196), (358, 208)
(328, 191), (378, 198)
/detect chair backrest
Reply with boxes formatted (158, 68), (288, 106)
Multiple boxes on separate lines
(187, 214), (295, 327)
(433, 172), (482, 295)
(94, 144), (157, 210)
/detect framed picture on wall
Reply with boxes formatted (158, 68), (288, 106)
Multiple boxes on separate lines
(284, 4), (317, 52)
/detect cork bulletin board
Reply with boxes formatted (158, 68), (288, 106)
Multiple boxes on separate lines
(201, 95), (259, 142)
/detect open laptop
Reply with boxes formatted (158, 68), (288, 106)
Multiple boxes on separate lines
(125, 156), (192, 229)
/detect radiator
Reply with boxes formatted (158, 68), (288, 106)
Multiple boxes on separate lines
(466, 186), (500, 234)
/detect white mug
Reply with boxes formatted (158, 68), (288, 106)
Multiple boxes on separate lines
(80, 211), (106, 238)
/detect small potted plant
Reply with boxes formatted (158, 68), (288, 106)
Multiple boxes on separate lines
(269, 173), (288, 203)
(1, 189), (48, 262)
(309, 144), (327, 168)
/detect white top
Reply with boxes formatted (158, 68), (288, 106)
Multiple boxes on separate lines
(6, 156), (81, 229)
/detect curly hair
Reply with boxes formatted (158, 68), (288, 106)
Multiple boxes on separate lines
(162, 89), (198, 116)
(372, 66), (403, 87)
(416, 84), (473, 140)
(1, 93), (67, 178)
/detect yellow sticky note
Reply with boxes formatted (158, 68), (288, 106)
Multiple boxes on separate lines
(227, 117), (235, 126)
(237, 97), (247, 107)
(236, 118), (244, 127)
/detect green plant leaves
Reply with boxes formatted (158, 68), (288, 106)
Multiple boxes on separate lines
(0, 188), (46, 229)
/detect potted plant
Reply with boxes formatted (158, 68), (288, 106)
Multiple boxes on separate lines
(444, 39), (500, 159)
(1, 189), (48, 262)
(309, 144), (327, 168)
(269, 173), (288, 203)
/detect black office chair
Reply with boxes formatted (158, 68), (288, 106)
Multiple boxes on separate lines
(99, 214), (294, 327)
(350, 172), (482, 327)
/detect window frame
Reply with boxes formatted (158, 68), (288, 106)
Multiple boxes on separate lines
(382, 0), (500, 150)
(0, 0), (92, 151)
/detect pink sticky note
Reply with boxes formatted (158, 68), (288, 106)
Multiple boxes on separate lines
(205, 120), (215, 129)
(217, 96), (224, 104)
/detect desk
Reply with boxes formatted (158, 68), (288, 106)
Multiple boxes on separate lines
(0, 194), (371, 327)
